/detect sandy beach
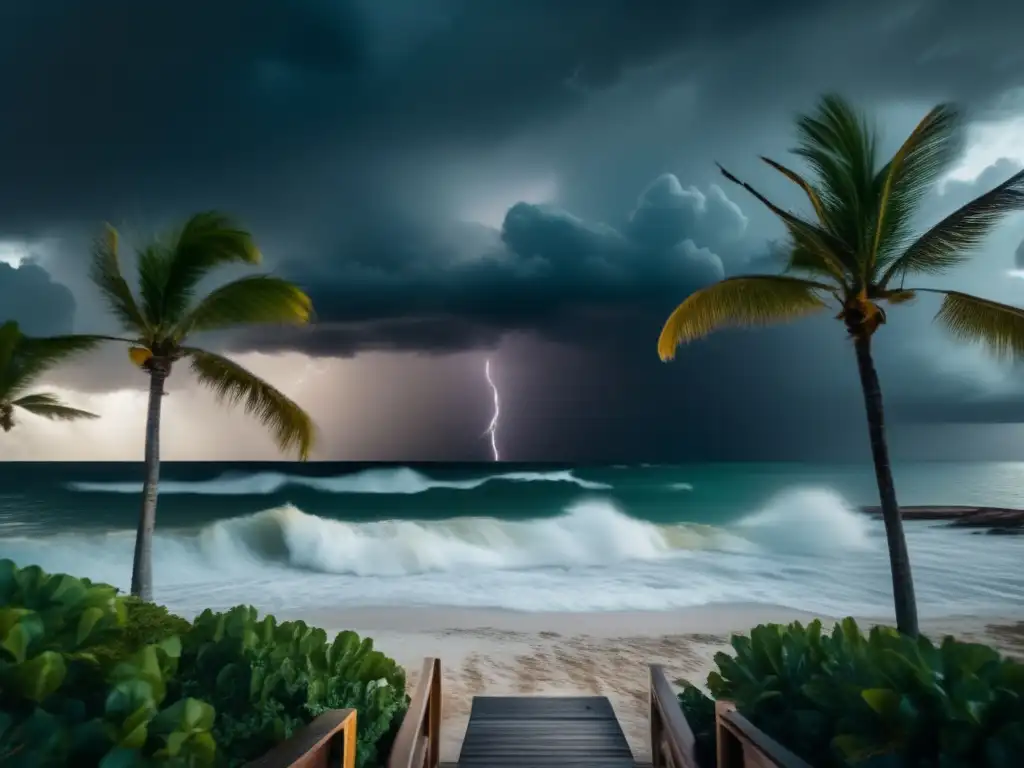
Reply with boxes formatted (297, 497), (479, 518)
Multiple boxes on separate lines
(286, 605), (1024, 763)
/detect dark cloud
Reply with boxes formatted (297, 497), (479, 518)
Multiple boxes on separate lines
(237, 174), (730, 356)
(6, 0), (1024, 461)
(4, 0), (1024, 236)
(0, 261), (76, 336)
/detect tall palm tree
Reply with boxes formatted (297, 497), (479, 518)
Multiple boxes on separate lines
(0, 321), (101, 432)
(90, 212), (316, 601)
(658, 95), (1024, 638)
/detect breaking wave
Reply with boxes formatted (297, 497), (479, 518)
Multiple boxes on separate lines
(16, 488), (873, 580)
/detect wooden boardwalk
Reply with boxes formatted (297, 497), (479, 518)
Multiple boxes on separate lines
(457, 695), (636, 768)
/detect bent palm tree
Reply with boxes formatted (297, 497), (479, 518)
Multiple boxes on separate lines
(0, 321), (101, 432)
(91, 212), (316, 601)
(658, 95), (1024, 638)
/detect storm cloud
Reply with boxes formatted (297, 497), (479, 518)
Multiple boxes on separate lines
(4, 0), (1024, 460)
(0, 260), (76, 336)
(242, 172), (732, 356)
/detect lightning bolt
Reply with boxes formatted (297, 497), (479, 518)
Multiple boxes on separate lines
(484, 358), (501, 461)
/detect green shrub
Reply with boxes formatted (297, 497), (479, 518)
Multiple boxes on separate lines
(693, 617), (1024, 767)
(0, 559), (215, 767)
(175, 605), (409, 768)
(91, 597), (193, 671)
(1, 560), (410, 767)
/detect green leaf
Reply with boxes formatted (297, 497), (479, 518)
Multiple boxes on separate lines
(164, 730), (188, 756)
(2, 614), (43, 662)
(105, 679), (157, 722)
(862, 688), (900, 715)
(99, 746), (145, 768)
(182, 698), (215, 732)
(150, 697), (215, 735)
(0, 607), (32, 637)
(189, 731), (217, 764)
(10, 650), (67, 701)
(76, 607), (106, 647)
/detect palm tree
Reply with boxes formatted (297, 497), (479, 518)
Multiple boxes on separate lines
(0, 321), (101, 432)
(90, 212), (316, 601)
(658, 95), (1024, 638)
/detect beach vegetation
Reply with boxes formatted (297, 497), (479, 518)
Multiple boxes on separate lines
(0, 559), (408, 767)
(658, 94), (1024, 638)
(176, 605), (407, 768)
(0, 558), (216, 766)
(87, 212), (316, 601)
(0, 320), (103, 433)
(677, 618), (1024, 767)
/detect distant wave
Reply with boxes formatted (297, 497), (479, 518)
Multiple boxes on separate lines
(66, 467), (612, 496)
(668, 482), (694, 491)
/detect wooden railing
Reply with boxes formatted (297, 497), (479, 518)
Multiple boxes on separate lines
(714, 701), (812, 768)
(388, 657), (442, 768)
(649, 664), (700, 768)
(245, 708), (357, 768)
(649, 668), (812, 768)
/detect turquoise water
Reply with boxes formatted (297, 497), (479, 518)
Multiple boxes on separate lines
(1, 461), (1022, 620)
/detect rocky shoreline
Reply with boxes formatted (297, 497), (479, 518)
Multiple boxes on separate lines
(860, 506), (1024, 534)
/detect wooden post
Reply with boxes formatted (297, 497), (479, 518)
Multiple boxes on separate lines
(649, 668), (664, 767)
(428, 657), (442, 768)
(715, 700), (740, 768)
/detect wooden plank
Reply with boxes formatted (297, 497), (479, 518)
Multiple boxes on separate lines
(469, 695), (616, 719)
(458, 695), (634, 768)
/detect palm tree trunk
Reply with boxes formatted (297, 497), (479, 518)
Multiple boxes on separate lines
(852, 334), (919, 637)
(130, 367), (166, 601)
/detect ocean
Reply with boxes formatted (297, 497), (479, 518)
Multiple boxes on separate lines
(1, 461), (1022, 622)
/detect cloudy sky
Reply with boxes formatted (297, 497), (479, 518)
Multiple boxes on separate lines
(4, 0), (1024, 462)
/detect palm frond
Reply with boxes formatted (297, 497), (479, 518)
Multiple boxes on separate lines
(136, 243), (175, 328)
(185, 347), (315, 459)
(657, 275), (832, 361)
(174, 275), (313, 339)
(0, 322), (20, 379)
(12, 392), (99, 422)
(717, 163), (853, 282)
(2, 333), (114, 398)
(913, 288), (1024, 360)
(785, 243), (845, 283)
(882, 167), (1024, 285)
(160, 212), (262, 325)
(792, 94), (879, 264)
(89, 224), (148, 333)
(760, 157), (832, 228)
(871, 104), (962, 274)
